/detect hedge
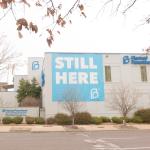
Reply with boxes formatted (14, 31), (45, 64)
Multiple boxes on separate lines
(2, 117), (13, 124)
(25, 117), (35, 124)
(12, 116), (23, 124)
(134, 109), (150, 123)
(91, 117), (102, 125)
(131, 116), (143, 123)
(47, 117), (56, 124)
(75, 112), (92, 124)
(100, 116), (111, 123)
(111, 117), (123, 124)
(35, 117), (45, 124)
(54, 113), (72, 125)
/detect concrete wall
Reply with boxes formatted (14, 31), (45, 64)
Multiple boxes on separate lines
(42, 53), (150, 118)
(0, 92), (18, 107)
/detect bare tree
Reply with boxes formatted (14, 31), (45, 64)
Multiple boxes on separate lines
(61, 88), (82, 125)
(0, 34), (21, 81)
(108, 85), (139, 125)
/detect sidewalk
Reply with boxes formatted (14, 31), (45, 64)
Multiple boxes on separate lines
(0, 124), (150, 132)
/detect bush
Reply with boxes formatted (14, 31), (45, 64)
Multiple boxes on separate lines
(119, 117), (132, 123)
(25, 117), (35, 124)
(2, 117), (13, 124)
(75, 112), (92, 124)
(91, 117), (102, 125)
(124, 117), (133, 123)
(47, 117), (55, 124)
(55, 113), (72, 125)
(134, 109), (150, 123)
(12, 116), (23, 124)
(100, 116), (111, 123)
(131, 116), (143, 123)
(112, 117), (123, 124)
(35, 117), (45, 124)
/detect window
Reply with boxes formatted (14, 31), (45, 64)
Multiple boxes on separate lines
(140, 66), (147, 82)
(105, 66), (111, 82)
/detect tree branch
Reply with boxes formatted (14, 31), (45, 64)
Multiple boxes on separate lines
(63, 0), (80, 19)
(10, 4), (17, 21)
(0, 8), (11, 21)
(116, 0), (122, 12)
(96, 0), (113, 18)
(123, 0), (137, 14)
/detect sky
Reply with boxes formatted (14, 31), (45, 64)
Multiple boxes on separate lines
(1, 0), (150, 56)
(0, 0), (150, 79)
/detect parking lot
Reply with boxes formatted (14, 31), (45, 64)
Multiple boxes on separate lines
(0, 130), (150, 150)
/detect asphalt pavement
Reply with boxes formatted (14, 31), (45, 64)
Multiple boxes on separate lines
(0, 130), (150, 150)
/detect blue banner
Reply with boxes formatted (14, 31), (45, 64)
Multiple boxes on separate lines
(52, 53), (104, 101)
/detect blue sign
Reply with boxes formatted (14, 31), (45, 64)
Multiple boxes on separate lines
(40, 71), (45, 87)
(32, 61), (40, 70)
(123, 55), (150, 64)
(2, 109), (27, 116)
(52, 53), (104, 101)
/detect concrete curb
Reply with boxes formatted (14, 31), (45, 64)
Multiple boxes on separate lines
(0, 124), (150, 133)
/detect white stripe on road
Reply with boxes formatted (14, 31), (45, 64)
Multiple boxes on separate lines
(76, 133), (89, 137)
(84, 139), (97, 144)
(99, 137), (137, 140)
(94, 147), (150, 150)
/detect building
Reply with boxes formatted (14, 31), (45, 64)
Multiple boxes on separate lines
(1, 53), (150, 118)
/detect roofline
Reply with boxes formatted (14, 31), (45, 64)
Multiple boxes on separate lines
(44, 52), (150, 55)
(28, 57), (43, 59)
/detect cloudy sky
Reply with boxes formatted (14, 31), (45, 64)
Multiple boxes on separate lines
(0, 0), (150, 80)
(0, 0), (150, 57)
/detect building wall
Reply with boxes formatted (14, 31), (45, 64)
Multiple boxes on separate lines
(28, 57), (43, 83)
(42, 53), (150, 118)
(14, 57), (43, 91)
(8, 53), (150, 118)
(0, 92), (18, 107)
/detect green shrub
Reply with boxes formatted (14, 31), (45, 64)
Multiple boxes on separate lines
(119, 117), (132, 123)
(35, 117), (45, 124)
(2, 117), (13, 124)
(112, 117), (123, 124)
(91, 117), (102, 125)
(134, 109), (150, 123)
(46, 117), (55, 124)
(25, 117), (35, 124)
(12, 116), (23, 124)
(75, 112), (92, 124)
(55, 113), (72, 125)
(125, 117), (132, 123)
(131, 116), (143, 123)
(100, 116), (111, 123)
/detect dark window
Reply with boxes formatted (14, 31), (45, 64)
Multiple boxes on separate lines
(105, 66), (111, 82)
(140, 66), (147, 82)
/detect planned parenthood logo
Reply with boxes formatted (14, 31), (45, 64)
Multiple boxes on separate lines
(32, 61), (40, 70)
(123, 56), (130, 64)
(123, 55), (150, 64)
(51, 53), (104, 102)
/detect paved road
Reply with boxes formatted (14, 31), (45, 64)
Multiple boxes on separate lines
(0, 130), (150, 150)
